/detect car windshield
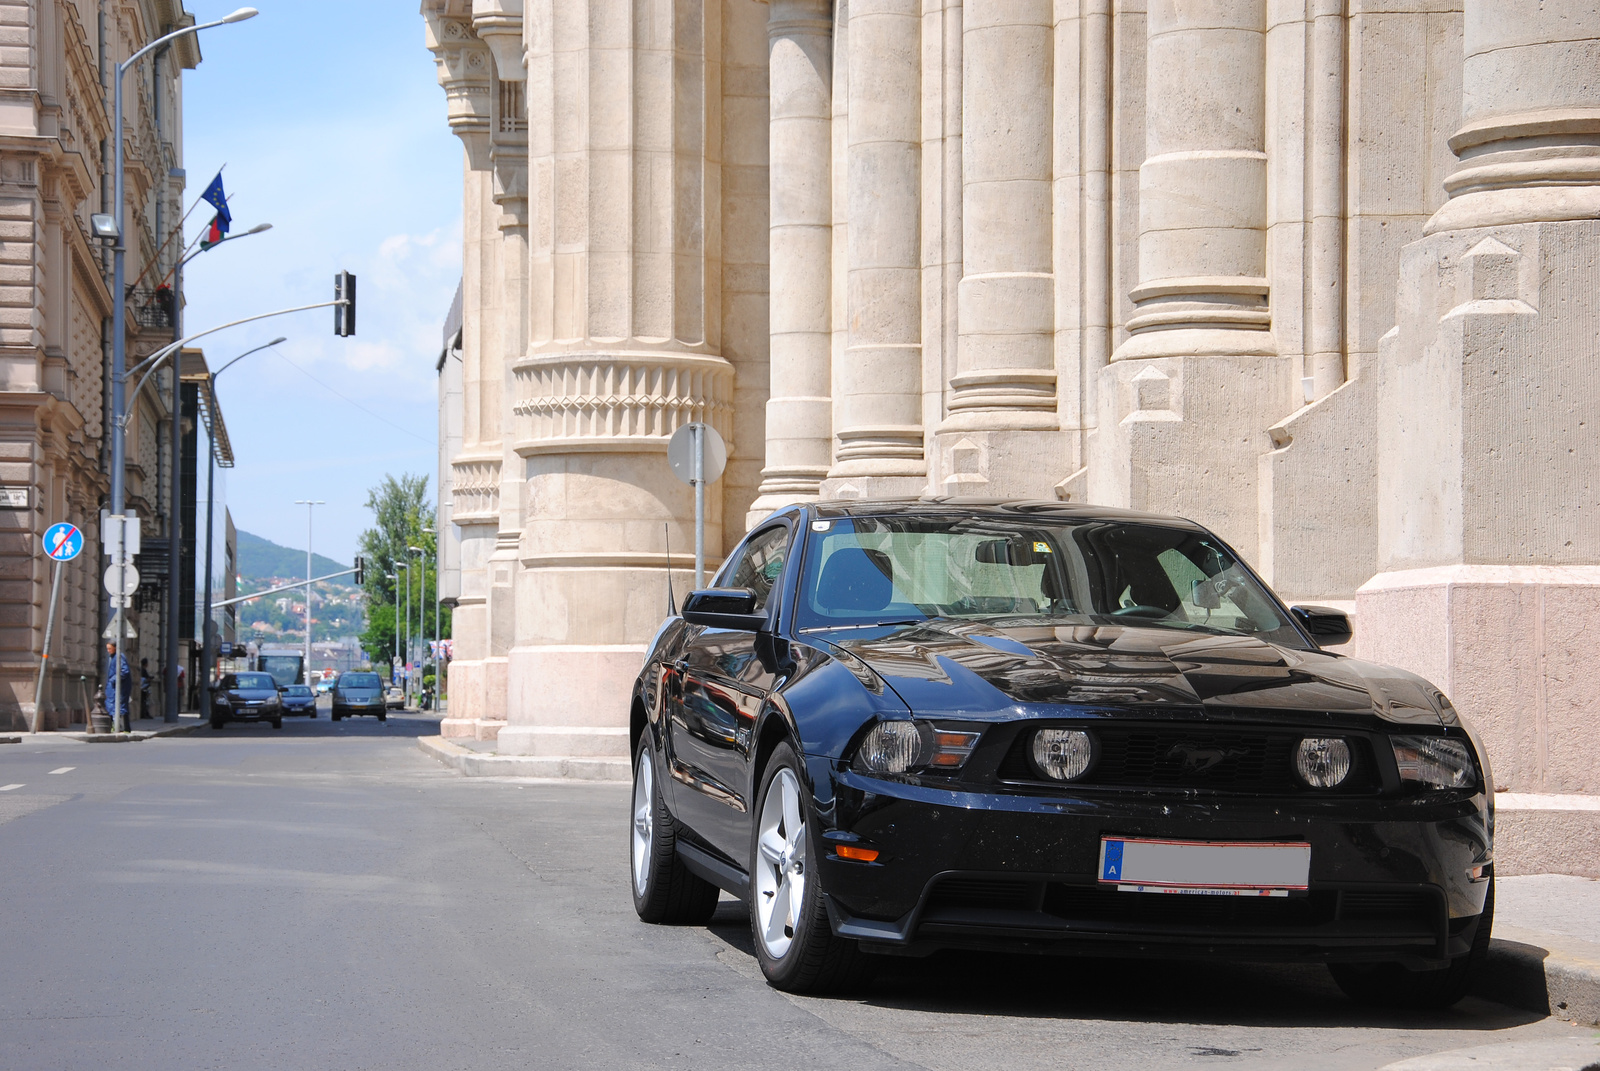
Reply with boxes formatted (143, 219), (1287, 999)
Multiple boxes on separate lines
(795, 514), (1307, 647)
(340, 674), (380, 689)
(284, 686), (311, 696)
(230, 673), (276, 690)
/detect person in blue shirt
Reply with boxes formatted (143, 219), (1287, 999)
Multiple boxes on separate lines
(104, 641), (132, 731)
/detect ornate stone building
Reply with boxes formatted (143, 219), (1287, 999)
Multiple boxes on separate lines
(0, 0), (203, 729)
(426, 0), (1600, 869)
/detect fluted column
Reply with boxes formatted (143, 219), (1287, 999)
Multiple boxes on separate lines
(507, 0), (735, 761)
(826, 0), (925, 489)
(751, 0), (832, 521)
(1092, 0), (1289, 560)
(936, 0), (1059, 497)
(1358, 2), (1600, 854)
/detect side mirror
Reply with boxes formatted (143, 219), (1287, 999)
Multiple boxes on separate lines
(1291, 605), (1353, 648)
(682, 588), (767, 631)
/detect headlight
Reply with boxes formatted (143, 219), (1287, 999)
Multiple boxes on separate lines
(852, 722), (980, 776)
(1391, 735), (1476, 789)
(1030, 728), (1094, 781)
(1295, 737), (1351, 788)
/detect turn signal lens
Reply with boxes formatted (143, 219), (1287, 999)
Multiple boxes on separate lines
(854, 722), (925, 775)
(834, 845), (879, 862)
(1031, 728), (1094, 781)
(1392, 736), (1476, 789)
(1295, 737), (1351, 788)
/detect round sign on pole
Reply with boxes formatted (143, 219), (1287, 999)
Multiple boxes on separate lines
(103, 563), (140, 597)
(667, 423), (727, 485)
(43, 522), (83, 562)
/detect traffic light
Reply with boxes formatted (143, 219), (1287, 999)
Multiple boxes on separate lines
(334, 271), (356, 336)
(354, 555), (364, 586)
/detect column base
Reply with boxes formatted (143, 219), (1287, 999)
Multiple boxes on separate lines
(499, 643), (644, 758)
(1357, 565), (1600, 799)
(931, 424), (1070, 500)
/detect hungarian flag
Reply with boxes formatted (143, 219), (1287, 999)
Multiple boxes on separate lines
(201, 214), (225, 250)
(200, 171), (231, 238)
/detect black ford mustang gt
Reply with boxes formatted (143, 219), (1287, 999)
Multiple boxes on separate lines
(628, 500), (1494, 1002)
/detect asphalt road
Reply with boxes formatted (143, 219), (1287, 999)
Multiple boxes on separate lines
(0, 704), (1583, 1071)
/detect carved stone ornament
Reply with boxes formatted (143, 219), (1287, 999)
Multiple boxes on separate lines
(424, 10), (494, 170)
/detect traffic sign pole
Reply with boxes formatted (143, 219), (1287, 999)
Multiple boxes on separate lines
(693, 423), (705, 590)
(30, 561), (63, 733)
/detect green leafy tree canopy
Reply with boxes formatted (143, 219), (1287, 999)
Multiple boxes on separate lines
(357, 473), (449, 664)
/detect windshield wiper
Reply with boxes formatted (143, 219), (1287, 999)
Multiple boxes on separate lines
(799, 618), (929, 634)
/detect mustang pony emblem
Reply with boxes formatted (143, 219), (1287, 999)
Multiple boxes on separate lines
(1166, 743), (1248, 773)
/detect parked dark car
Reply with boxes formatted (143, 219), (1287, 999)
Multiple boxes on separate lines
(279, 683), (317, 718)
(629, 500), (1494, 1004)
(332, 672), (386, 721)
(211, 672), (283, 730)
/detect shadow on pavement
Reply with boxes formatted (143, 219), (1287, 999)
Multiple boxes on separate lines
(701, 898), (1547, 1032)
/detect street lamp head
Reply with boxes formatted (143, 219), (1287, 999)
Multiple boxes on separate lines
(90, 214), (119, 239)
(407, 546), (424, 555)
(222, 7), (259, 22)
(247, 222), (273, 235)
(268, 336), (287, 346)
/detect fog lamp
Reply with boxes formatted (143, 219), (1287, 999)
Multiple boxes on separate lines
(1294, 737), (1351, 788)
(1031, 728), (1094, 781)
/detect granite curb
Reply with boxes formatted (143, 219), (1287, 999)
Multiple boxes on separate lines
(1475, 928), (1600, 1028)
(24, 718), (211, 744)
(417, 735), (629, 782)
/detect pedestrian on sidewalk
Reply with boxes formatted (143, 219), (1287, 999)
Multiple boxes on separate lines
(139, 658), (152, 720)
(104, 642), (132, 732)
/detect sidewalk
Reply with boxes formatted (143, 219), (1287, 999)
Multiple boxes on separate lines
(1477, 874), (1600, 1027)
(3, 711), (209, 744)
(417, 734), (629, 781)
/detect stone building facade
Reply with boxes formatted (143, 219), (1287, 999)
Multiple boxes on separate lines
(0, 0), (201, 729)
(426, 0), (1600, 871)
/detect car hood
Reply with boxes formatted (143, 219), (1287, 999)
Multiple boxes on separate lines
(226, 689), (278, 701)
(819, 620), (1452, 727)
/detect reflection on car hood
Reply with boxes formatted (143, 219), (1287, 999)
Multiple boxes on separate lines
(821, 621), (1451, 727)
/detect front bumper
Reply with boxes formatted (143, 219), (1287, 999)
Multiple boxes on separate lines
(816, 765), (1491, 968)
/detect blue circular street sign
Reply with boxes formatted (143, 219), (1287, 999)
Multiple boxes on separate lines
(43, 522), (83, 562)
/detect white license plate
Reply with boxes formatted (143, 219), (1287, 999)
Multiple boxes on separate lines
(1098, 836), (1310, 896)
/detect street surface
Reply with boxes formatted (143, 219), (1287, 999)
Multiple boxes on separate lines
(0, 703), (1585, 1071)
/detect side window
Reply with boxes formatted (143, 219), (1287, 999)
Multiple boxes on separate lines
(726, 525), (790, 613)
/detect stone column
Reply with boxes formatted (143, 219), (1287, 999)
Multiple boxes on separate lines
(936, 0), (1058, 498)
(1092, 0), (1291, 562)
(824, 0), (926, 494)
(1357, 0), (1600, 876)
(750, 0), (832, 523)
(506, 0), (735, 769)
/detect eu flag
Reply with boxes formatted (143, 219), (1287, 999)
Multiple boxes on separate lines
(200, 172), (231, 236)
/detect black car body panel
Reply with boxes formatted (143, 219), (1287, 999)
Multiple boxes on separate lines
(631, 500), (1493, 968)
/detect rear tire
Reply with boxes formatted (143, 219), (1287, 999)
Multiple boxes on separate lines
(630, 736), (720, 925)
(1329, 879), (1494, 1009)
(749, 742), (875, 994)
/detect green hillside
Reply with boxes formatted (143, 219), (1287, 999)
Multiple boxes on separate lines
(236, 529), (354, 588)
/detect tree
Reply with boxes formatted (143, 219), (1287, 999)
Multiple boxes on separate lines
(356, 473), (450, 665)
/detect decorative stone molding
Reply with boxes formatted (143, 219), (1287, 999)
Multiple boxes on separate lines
(451, 455), (502, 523)
(511, 352), (735, 456)
(424, 8), (494, 170)
(471, 0), (525, 82)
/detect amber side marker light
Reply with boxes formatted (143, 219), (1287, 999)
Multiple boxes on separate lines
(835, 845), (880, 863)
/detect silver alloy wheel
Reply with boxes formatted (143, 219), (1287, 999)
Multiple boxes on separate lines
(755, 767), (807, 960)
(632, 748), (654, 897)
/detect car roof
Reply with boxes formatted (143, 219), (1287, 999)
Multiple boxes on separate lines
(790, 497), (1209, 531)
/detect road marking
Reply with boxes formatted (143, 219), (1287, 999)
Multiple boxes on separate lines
(48, 767), (74, 775)
(0, 784), (22, 792)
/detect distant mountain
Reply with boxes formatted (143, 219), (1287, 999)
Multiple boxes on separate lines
(236, 529), (354, 588)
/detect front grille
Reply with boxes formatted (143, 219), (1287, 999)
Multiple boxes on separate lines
(920, 876), (1440, 937)
(996, 723), (1379, 794)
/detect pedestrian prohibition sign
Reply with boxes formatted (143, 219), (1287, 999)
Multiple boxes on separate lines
(43, 522), (83, 562)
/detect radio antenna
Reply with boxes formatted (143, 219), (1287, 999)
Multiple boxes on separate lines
(664, 523), (677, 617)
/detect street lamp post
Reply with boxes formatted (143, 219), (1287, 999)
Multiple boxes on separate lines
(407, 545), (424, 708)
(423, 526), (438, 713)
(385, 572), (399, 684)
(198, 338), (285, 717)
(101, 5), (256, 727)
(395, 562), (408, 697)
(296, 500), (324, 683)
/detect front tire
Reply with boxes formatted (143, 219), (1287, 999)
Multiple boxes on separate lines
(210, 716), (224, 731)
(630, 736), (719, 925)
(271, 718), (283, 730)
(1329, 879), (1494, 1009)
(378, 712), (387, 722)
(749, 742), (873, 994)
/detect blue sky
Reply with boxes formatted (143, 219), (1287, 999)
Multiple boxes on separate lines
(180, 2), (462, 565)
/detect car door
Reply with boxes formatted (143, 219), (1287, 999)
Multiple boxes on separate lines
(667, 522), (792, 860)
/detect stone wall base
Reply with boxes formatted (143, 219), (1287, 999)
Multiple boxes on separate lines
(498, 644), (645, 758)
(1494, 795), (1600, 878)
